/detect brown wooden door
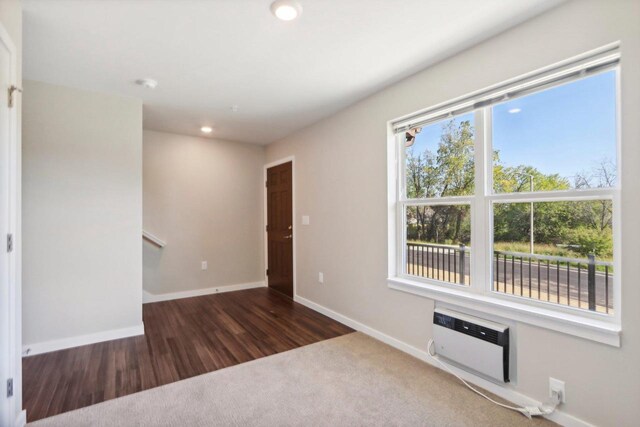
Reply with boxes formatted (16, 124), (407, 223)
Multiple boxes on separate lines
(266, 162), (293, 297)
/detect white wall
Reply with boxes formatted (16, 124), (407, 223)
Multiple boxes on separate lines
(22, 80), (143, 349)
(143, 130), (265, 297)
(266, 1), (640, 425)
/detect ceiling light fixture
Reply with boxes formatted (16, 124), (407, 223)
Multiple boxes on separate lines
(270, 0), (302, 21)
(136, 78), (158, 89)
(200, 126), (213, 134)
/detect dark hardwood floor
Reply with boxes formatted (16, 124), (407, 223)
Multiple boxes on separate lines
(22, 288), (354, 422)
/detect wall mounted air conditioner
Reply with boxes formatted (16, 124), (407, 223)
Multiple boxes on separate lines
(433, 307), (510, 383)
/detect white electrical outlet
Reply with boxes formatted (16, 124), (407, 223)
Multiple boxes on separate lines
(549, 377), (565, 403)
(302, 215), (310, 225)
(318, 272), (324, 283)
(201, 261), (208, 270)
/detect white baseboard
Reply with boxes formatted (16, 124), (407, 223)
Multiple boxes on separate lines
(294, 295), (593, 427)
(15, 410), (26, 427)
(22, 323), (145, 357)
(143, 281), (266, 303)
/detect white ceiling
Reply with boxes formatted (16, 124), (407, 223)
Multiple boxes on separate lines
(23, 0), (561, 145)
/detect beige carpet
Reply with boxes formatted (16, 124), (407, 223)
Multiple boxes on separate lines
(30, 332), (556, 426)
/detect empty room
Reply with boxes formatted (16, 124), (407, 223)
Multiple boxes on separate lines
(0, 0), (639, 426)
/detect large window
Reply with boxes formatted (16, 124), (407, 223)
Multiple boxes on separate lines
(391, 49), (620, 329)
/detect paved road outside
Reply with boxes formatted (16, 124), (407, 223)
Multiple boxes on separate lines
(407, 247), (613, 313)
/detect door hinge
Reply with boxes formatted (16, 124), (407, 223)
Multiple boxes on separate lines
(6, 378), (13, 398)
(265, 224), (269, 232)
(8, 85), (22, 108)
(266, 269), (269, 276)
(265, 180), (268, 187)
(6, 233), (13, 253)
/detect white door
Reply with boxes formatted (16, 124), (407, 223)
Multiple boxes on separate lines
(0, 23), (19, 427)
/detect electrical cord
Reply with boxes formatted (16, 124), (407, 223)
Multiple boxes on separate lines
(426, 339), (560, 419)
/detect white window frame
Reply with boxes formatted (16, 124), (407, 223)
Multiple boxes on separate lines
(387, 45), (622, 347)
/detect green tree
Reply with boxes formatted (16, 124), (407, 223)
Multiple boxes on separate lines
(406, 118), (614, 259)
(406, 119), (473, 244)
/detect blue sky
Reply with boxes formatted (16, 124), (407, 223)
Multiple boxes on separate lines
(409, 71), (617, 185)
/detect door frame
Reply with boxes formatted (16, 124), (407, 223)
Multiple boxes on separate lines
(0, 21), (23, 427)
(263, 156), (296, 299)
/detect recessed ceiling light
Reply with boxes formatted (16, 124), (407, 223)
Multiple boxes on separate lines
(200, 126), (213, 134)
(508, 108), (521, 114)
(136, 78), (158, 89)
(270, 0), (302, 21)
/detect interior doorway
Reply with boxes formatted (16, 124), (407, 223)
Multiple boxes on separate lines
(265, 160), (294, 298)
(0, 22), (22, 427)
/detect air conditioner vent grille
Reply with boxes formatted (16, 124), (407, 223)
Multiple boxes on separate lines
(454, 320), (499, 345)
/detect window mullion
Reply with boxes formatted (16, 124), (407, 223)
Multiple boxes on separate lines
(403, 196), (475, 205)
(469, 108), (487, 295)
(487, 188), (615, 203)
(484, 107), (494, 297)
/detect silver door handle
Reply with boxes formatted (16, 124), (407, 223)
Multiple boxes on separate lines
(284, 235), (293, 239)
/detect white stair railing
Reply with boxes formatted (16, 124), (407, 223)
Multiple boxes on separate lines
(142, 230), (166, 248)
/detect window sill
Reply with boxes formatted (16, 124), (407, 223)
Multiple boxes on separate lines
(387, 276), (621, 347)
